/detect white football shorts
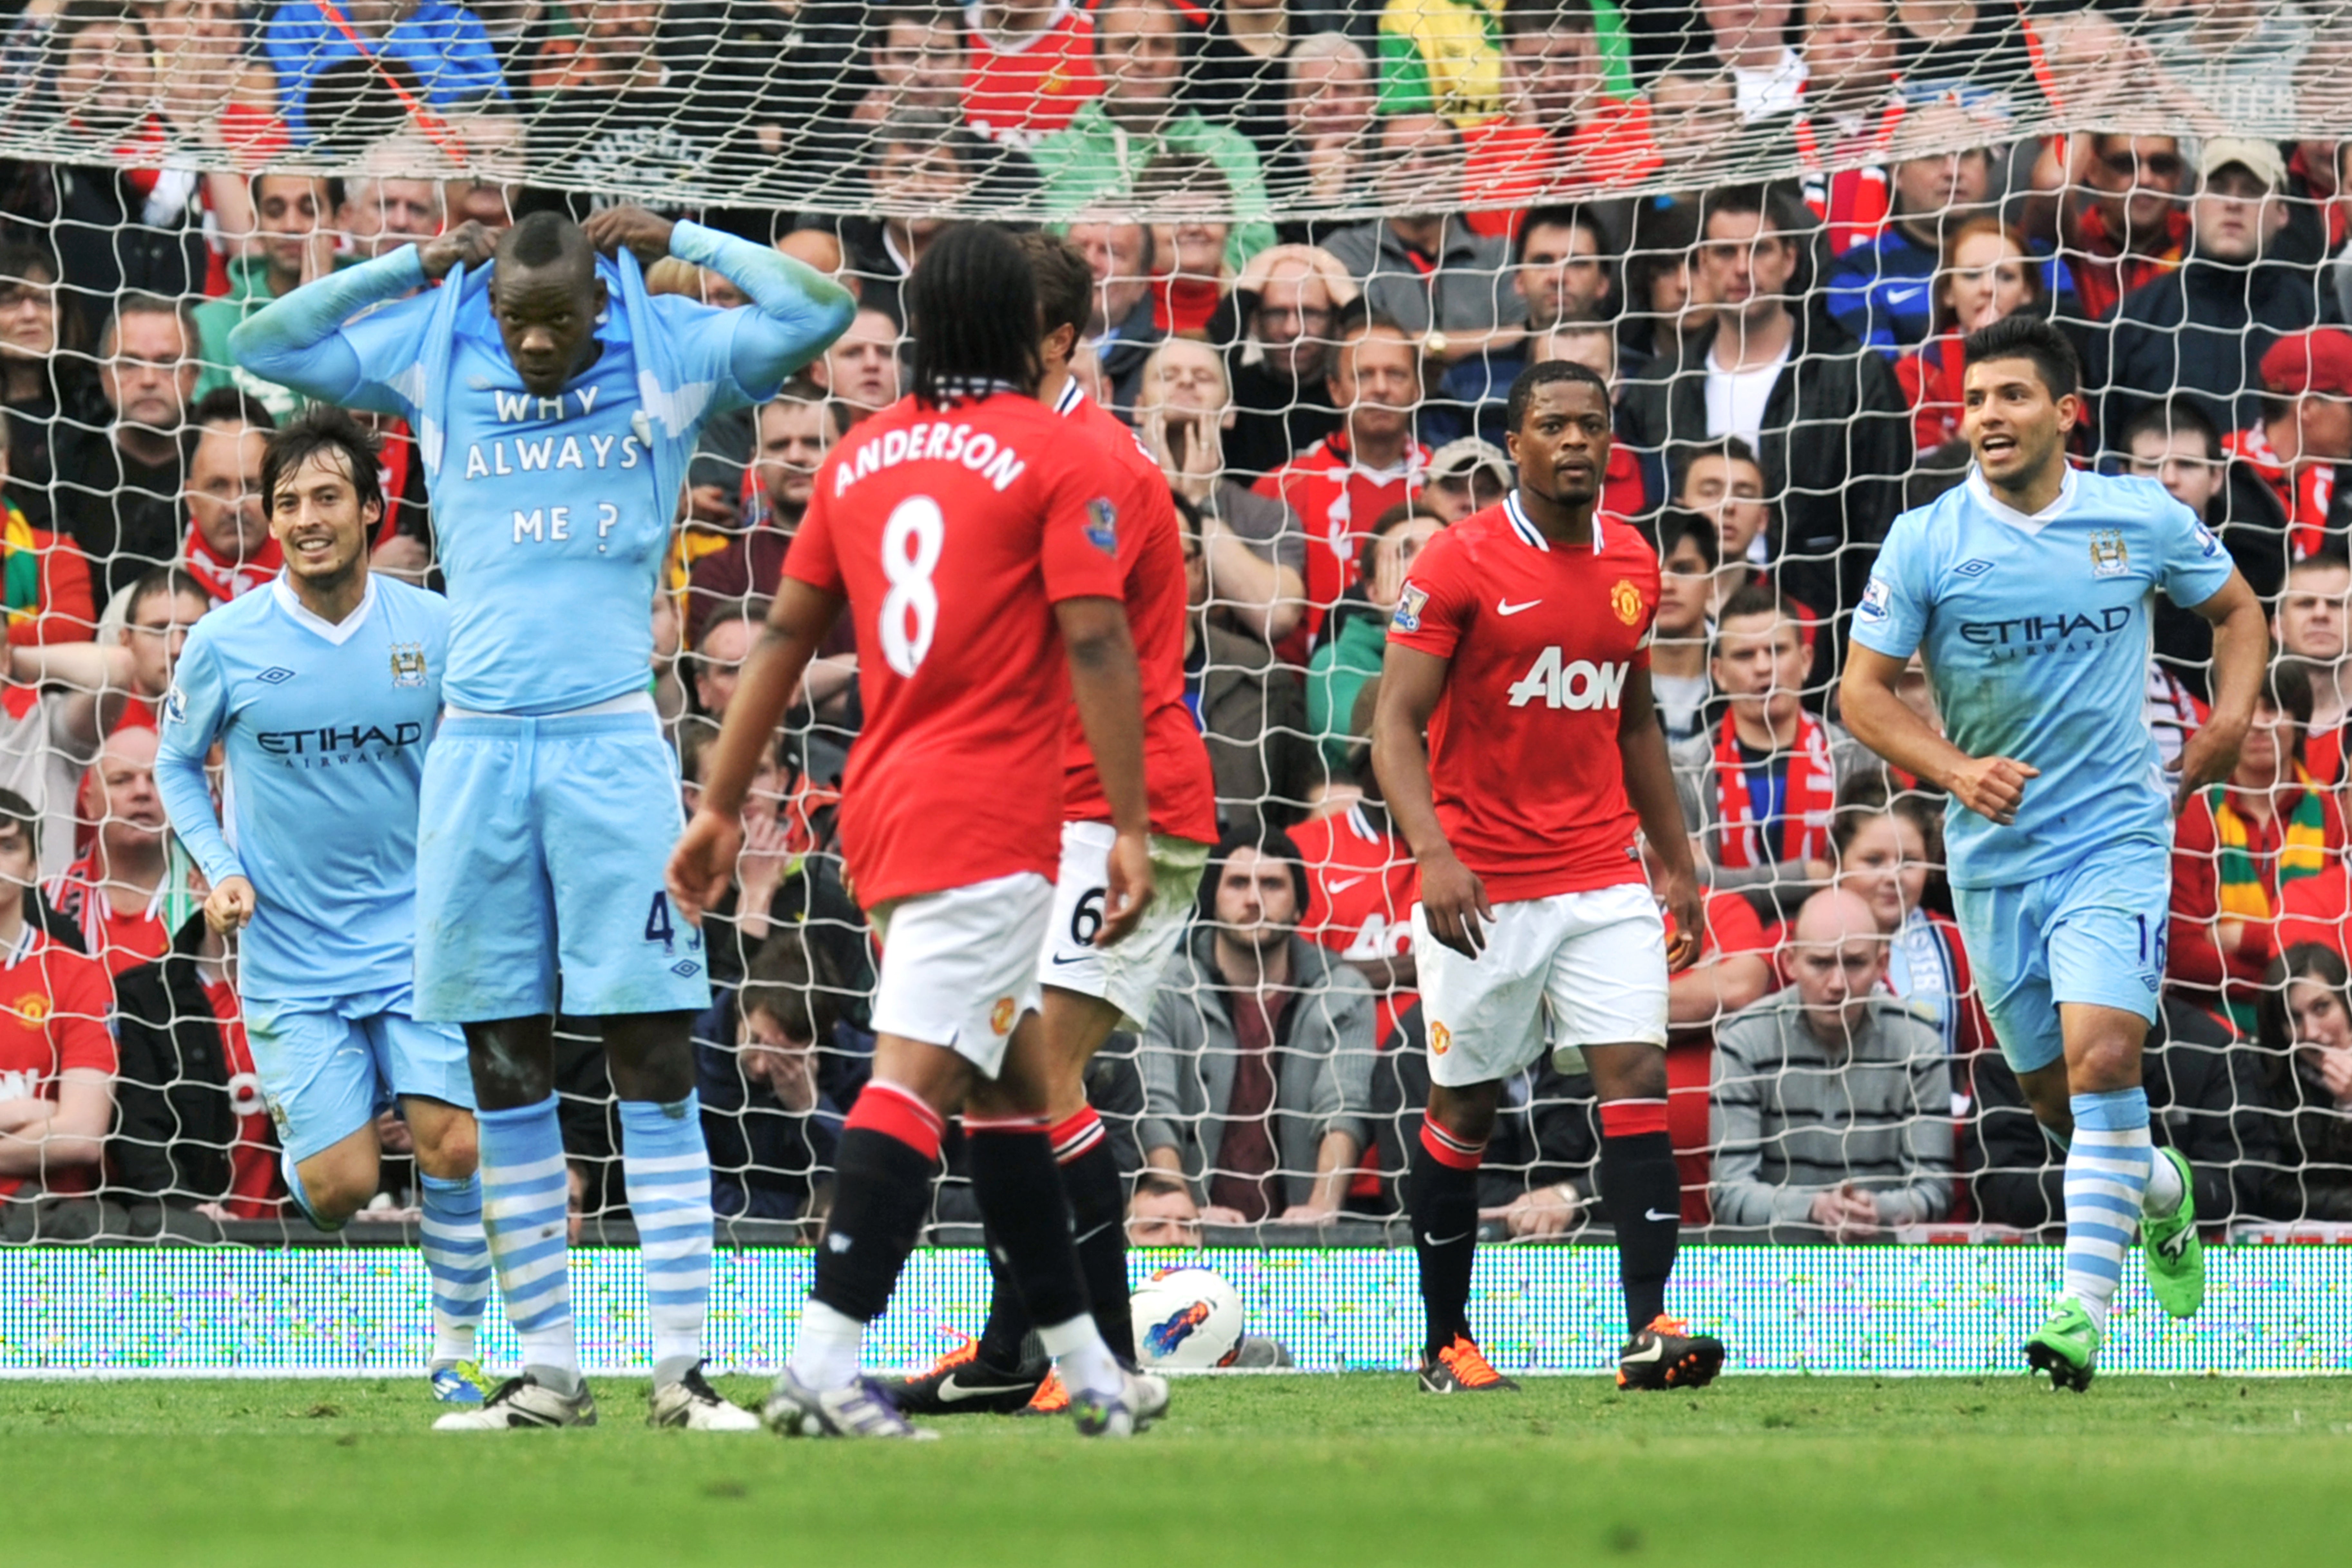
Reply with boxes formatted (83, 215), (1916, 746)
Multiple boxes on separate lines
(869, 870), (1054, 1078)
(1036, 822), (1210, 1030)
(1413, 881), (1669, 1089)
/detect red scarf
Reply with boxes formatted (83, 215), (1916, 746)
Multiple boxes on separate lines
(1152, 275), (1222, 335)
(1711, 708), (1838, 869)
(2066, 196), (2189, 322)
(1793, 99), (1905, 256)
(2224, 421), (2331, 560)
(182, 523), (282, 603)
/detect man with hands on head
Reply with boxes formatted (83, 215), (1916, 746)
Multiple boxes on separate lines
(1840, 315), (2269, 1391)
(232, 200), (855, 1432)
(1372, 358), (1726, 1398)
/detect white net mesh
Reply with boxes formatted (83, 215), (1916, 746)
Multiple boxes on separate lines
(0, 0), (2349, 1248)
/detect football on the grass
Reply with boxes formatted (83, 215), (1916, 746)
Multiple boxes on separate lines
(1130, 1267), (1245, 1369)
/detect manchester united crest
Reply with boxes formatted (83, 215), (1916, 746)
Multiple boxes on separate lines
(1610, 579), (1643, 626)
(990, 996), (1018, 1035)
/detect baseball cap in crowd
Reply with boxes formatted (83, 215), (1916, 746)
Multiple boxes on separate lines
(1427, 437), (1513, 488)
(2260, 328), (2352, 399)
(2198, 136), (2288, 191)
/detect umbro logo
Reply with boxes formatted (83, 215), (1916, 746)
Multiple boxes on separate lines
(1953, 559), (1993, 578)
(670, 959), (701, 978)
(257, 667), (296, 684)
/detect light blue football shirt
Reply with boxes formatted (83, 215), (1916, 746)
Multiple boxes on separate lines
(155, 575), (451, 1003)
(228, 221), (852, 715)
(1852, 466), (2236, 890)
(334, 286), (734, 714)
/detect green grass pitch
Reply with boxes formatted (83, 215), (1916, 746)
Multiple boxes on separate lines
(8, 1373), (2348, 1566)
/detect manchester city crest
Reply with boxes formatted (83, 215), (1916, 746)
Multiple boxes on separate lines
(389, 642), (429, 688)
(2088, 530), (2129, 579)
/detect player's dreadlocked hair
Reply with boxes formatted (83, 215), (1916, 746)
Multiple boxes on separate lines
(907, 221), (1042, 406)
(260, 404), (385, 520)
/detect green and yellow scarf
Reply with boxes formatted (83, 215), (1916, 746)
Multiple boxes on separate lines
(2, 498), (41, 631)
(2211, 768), (2331, 925)
(2211, 767), (2329, 1027)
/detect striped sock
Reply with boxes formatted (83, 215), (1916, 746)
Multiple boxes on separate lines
(478, 1096), (579, 1390)
(2062, 1088), (2154, 1333)
(419, 1172), (491, 1367)
(619, 1095), (716, 1388)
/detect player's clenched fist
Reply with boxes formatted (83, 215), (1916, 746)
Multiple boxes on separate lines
(203, 874), (256, 935)
(1947, 754), (2039, 826)
(666, 808), (744, 925)
(1417, 847), (1494, 958)
(416, 220), (496, 280)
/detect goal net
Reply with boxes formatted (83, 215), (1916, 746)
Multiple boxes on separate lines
(0, 0), (2349, 1265)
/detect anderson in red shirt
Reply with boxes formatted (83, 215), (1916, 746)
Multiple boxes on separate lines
(779, 389), (1127, 908)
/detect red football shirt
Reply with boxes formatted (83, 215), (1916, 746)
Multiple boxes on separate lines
(44, 854), (171, 976)
(1387, 494), (1659, 901)
(963, 2), (1104, 145)
(1053, 381), (1219, 846)
(1290, 801), (1421, 1044)
(202, 974), (284, 1218)
(1251, 429), (1428, 654)
(0, 926), (117, 1198)
(785, 390), (1127, 908)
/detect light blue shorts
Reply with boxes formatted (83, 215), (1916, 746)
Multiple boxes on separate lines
(245, 984), (473, 1165)
(413, 708), (710, 1023)
(1951, 840), (2169, 1076)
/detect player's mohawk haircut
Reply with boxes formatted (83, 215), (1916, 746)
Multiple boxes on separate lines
(907, 222), (1042, 406)
(501, 210), (589, 271)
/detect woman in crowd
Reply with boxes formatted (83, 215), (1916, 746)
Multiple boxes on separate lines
(2256, 943), (2352, 1222)
(1831, 777), (1982, 1055)
(1893, 216), (2046, 454)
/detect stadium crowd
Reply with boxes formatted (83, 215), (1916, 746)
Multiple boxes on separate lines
(5, 0), (2352, 1245)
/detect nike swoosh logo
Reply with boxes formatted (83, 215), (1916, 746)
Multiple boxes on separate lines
(1047, 953), (1091, 966)
(1327, 875), (1368, 892)
(1421, 1230), (1473, 1247)
(937, 1372), (1038, 1403)
(2158, 1231), (2192, 1261)
(1497, 599), (1541, 616)
(1643, 1208), (1678, 1223)
(1073, 1220), (1115, 1246)
(1620, 1339), (1666, 1364)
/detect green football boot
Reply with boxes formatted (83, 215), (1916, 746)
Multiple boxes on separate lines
(2142, 1147), (2205, 1320)
(2023, 1298), (2102, 1392)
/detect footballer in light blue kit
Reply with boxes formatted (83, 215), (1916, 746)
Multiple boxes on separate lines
(1843, 317), (2268, 1390)
(231, 206), (854, 1431)
(154, 409), (494, 1408)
